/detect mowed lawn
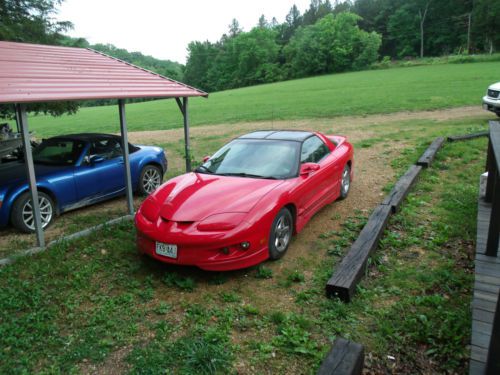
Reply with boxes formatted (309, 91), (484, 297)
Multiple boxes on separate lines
(20, 61), (500, 137)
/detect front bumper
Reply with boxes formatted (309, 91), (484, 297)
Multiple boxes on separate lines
(135, 212), (270, 271)
(483, 96), (500, 112)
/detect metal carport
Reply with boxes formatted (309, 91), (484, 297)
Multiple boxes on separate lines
(0, 41), (207, 248)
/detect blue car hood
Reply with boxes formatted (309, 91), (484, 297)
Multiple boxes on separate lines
(0, 162), (65, 188)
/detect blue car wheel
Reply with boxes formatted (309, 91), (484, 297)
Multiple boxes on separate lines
(11, 191), (55, 233)
(138, 165), (163, 195)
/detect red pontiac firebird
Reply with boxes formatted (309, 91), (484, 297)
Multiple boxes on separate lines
(135, 130), (354, 271)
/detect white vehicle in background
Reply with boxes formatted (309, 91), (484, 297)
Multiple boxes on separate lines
(483, 82), (500, 117)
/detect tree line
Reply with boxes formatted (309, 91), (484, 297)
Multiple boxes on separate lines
(184, 0), (500, 92)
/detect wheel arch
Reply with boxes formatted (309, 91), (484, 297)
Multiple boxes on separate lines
(9, 186), (59, 224)
(283, 203), (297, 234)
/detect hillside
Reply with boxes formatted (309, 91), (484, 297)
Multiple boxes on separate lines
(26, 61), (499, 137)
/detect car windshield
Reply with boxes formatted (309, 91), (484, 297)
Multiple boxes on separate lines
(33, 139), (85, 166)
(196, 139), (300, 179)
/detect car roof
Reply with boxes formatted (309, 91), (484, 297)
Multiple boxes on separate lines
(238, 130), (315, 142)
(48, 133), (121, 142)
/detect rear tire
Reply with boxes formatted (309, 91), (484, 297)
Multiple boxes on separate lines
(138, 165), (163, 195)
(11, 191), (55, 233)
(338, 164), (351, 200)
(268, 208), (293, 260)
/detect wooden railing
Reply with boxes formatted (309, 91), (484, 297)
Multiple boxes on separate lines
(485, 121), (500, 374)
(484, 121), (500, 257)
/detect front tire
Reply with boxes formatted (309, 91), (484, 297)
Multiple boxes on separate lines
(11, 191), (55, 233)
(268, 208), (293, 260)
(138, 165), (163, 196)
(339, 164), (351, 200)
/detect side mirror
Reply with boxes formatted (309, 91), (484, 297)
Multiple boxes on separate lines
(300, 162), (320, 176)
(202, 155), (210, 163)
(89, 155), (105, 164)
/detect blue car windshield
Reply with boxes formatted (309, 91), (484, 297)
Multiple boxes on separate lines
(197, 139), (300, 179)
(33, 139), (85, 166)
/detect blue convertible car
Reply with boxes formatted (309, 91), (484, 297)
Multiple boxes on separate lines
(0, 133), (167, 233)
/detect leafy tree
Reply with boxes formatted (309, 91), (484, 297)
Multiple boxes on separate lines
(228, 19), (242, 37)
(285, 12), (381, 77)
(0, 0), (78, 119)
(472, 0), (500, 53)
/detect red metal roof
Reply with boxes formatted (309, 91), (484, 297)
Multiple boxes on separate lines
(0, 41), (207, 103)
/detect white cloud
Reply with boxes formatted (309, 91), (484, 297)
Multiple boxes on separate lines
(57, 0), (313, 64)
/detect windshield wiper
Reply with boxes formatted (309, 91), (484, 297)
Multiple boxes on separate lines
(195, 165), (213, 174)
(218, 172), (277, 179)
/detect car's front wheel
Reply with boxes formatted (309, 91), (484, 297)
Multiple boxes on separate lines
(138, 165), (163, 195)
(11, 191), (55, 233)
(268, 208), (293, 260)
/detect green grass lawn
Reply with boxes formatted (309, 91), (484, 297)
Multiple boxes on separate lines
(18, 61), (499, 137)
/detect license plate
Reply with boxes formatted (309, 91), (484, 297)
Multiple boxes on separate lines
(483, 103), (489, 110)
(156, 242), (177, 258)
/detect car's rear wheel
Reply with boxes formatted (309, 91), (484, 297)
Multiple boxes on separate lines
(269, 208), (293, 260)
(338, 164), (351, 200)
(138, 165), (163, 195)
(11, 191), (55, 233)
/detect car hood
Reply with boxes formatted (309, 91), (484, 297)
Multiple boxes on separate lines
(0, 161), (66, 187)
(489, 82), (500, 91)
(155, 172), (284, 222)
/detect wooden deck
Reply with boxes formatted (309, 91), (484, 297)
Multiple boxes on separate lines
(470, 198), (500, 374)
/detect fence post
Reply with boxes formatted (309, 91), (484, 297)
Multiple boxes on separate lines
(485, 169), (500, 256)
(485, 138), (495, 203)
(486, 288), (500, 374)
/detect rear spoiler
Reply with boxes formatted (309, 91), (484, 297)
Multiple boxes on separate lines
(327, 135), (347, 147)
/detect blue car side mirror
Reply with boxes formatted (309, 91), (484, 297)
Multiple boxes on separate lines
(89, 155), (105, 164)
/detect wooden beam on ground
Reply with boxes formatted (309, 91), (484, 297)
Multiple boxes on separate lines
(447, 131), (489, 142)
(326, 204), (392, 302)
(417, 137), (445, 168)
(382, 165), (422, 213)
(317, 338), (364, 375)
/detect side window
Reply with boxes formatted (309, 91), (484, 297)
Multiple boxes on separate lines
(300, 136), (329, 163)
(89, 138), (122, 161)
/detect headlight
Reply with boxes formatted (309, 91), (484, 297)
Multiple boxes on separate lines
(197, 212), (247, 231)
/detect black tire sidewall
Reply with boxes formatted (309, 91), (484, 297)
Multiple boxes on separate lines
(11, 191), (54, 233)
(138, 165), (162, 196)
(339, 164), (351, 200)
(268, 208), (293, 260)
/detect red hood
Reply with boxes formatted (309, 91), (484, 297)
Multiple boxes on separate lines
(154, 173), (284, 221)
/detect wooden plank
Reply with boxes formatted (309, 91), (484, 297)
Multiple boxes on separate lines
(475, 262), (500, 278)
(317, 338), (364, 375)
(475, 290), (499, 303)
(473, 319), (493, 335)
(471, 345), (488, 363)
(469, 359), (485, 375)
(473, 308), (495, 324)
(447, 131), (489, 142)
(326, 205), (392, 302)
(476, 273), (500, 287)
(416, 137), (445, 168)
(382, 165), (422, 213)
(474, 280), (500, 295)
(473, 298), (497, 313)
(477, 254), (500, 265)
(472, 329), (491, 349)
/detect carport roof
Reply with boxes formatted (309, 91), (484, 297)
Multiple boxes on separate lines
(0, 41), (207, 104)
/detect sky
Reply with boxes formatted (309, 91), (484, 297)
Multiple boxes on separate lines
(56, 0), (314, 64)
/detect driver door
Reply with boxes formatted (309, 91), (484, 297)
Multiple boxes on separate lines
(73, 137), (125, 201)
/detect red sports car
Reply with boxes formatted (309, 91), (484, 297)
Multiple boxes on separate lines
(135, 130), (354, 271)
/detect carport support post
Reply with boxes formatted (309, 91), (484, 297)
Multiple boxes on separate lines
(15, 104), (44, 247)
(118, 100), (134, 215)
(176, 97), (191, 172)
